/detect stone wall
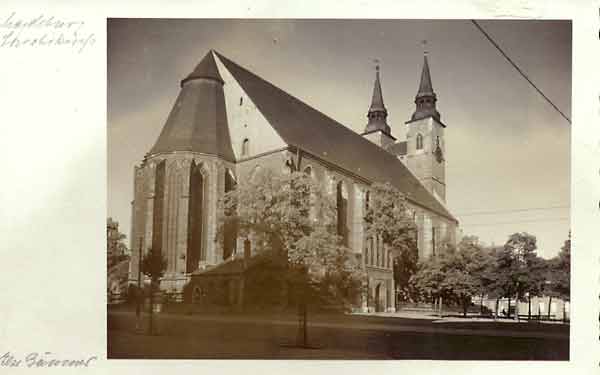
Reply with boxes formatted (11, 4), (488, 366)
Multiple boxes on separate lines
(129, 146), (455, 301)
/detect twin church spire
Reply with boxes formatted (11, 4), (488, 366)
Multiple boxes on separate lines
(411, 52), (441, 122)
(363, 51), (441, 135)
(364, 63), (391, 135)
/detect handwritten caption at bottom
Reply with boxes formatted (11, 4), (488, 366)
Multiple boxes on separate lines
(1, 351), (97, 368)
(1, 12), (96, 53)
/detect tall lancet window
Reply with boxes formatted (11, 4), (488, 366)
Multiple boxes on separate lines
(364, 190), (371, 265)
(152, 159), (167, 257)
(223, 169), (238, 260)
(416, 133), (424, 150)
(336, 181), (349, 246)
(242, 138), (250, 156)
(187, 161), (207, 272)
(432, 226), (436, 257)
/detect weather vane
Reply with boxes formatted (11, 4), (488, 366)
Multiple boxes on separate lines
(421, 39), (429, 55)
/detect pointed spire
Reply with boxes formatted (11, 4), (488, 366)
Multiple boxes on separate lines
(417, 53), (434, 96)
(411, 49), (441, 122)
(181, 50), (224, 87)
(369, 64), (385, 112)
(364, 61), (391, 134)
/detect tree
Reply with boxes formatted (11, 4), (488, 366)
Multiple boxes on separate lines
(544, 233), (571, 321)
(524, 256), (550, 318)
(552, 233), (571, 300)
(364, 182), (418, 305)
(494, 232), (538, 320)
(410, 254), (445, 316)
(442, 236), (491, 317)
(410, 236), (491, 318)
(219, 168), (364, 347)
(482, 246), (510, 319)
(141, 247), (167, 335)
(107, 218), (129, 269)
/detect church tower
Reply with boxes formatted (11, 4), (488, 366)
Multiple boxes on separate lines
(129, 50), (237, 292)
(362, 63), (396, 148)
(405, 52), (447, 203)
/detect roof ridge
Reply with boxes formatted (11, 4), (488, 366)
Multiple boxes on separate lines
(214, 51), (364, 139)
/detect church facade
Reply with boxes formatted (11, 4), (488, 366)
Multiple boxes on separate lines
(128, 50), (458, 312)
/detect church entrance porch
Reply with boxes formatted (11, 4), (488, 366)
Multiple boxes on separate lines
(366, 269), (395, 313)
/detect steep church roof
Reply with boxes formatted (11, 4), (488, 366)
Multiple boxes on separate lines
(215, 52), (456, 222)
(149, 51), (235, 161)
(181, 49), (224, 86)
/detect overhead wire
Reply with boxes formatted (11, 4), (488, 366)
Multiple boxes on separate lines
(470, 20), (571, 124)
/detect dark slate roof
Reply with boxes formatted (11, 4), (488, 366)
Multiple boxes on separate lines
(191, 253), (279, 277)
(149, 51), (235, 161)
(411, 54), (441, 123)
(181, 49), (224, 86)
(193, 257), (244, 276)
(364, 68), (391, 134)
(216, 52), (456, 222)
(369, 69), (386, 112)
(386, 141), (407, 156)
(417, 54), (434, 97)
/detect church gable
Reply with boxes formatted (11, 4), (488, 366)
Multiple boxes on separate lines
(214, 53), (287, 160)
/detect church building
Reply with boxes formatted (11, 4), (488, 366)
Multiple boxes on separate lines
(128, 50), (458, 312)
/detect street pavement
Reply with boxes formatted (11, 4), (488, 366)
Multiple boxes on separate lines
(107, 310), (569, 360)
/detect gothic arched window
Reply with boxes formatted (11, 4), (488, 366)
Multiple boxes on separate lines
(416, 133), (424, 150)
(242, 138), (249, 156)
(187, 161), (208, 272)
(223, 169), (238, 260)
(336, 181), (348, 246)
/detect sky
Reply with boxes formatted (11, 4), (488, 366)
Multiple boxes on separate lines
(107, 19), (571, 259)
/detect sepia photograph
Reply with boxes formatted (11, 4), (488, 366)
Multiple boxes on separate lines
(107, 18), (571, 360)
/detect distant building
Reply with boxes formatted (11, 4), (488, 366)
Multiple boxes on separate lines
(107, 218), (129, 303)
(476, 296), (570, 321)
(107, 217), (128, 261)
(128, 50), (459, 312)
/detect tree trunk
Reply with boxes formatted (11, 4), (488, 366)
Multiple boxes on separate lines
(507, 298), (511, 319)
(148, 281), (154, 335)
(528, 296), (531, 320)
(439, 295), (443, 318)
(547, 296), (552, 320)
(295, 267), (310, 348)
(494, 298), (499, 320)
(562, 301), (566, 323)
(303, 302), (308, 346)
(514, 291), (519, 321)
(296, 299), (308, 347)
(463, 298), (468, 318)
(480, 293), (484, 316)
